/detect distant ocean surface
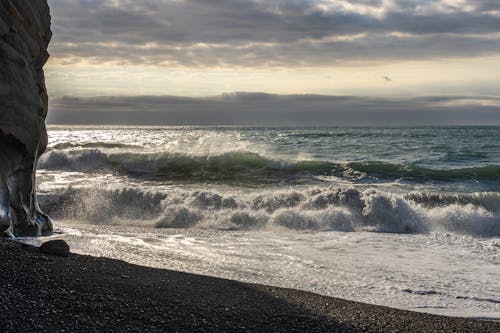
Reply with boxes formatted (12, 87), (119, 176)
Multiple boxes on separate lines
(36, 126), (500, 319)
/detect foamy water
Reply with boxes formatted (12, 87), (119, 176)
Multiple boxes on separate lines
(34, 126), (500, 319)
(28, 222), (498, 320)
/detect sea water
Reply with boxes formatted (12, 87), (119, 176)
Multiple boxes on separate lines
(35, 126), (500, 319)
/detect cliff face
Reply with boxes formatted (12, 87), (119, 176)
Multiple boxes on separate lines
(0, 0), (52, 236)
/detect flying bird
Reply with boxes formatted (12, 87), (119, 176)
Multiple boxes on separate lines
(383, 75), (392, 82)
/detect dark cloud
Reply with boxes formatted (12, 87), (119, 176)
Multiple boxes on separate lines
(474, 0), (500, 11)
(47, 93), (500, 126)
(47, 0), (500, 67)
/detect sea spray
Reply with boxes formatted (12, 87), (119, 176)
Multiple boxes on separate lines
(40, 186), (500, 237)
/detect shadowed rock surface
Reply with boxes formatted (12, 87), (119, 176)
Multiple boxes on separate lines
(0, 0), (52, 236)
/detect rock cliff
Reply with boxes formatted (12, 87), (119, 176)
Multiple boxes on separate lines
(0, 0), (52, 236)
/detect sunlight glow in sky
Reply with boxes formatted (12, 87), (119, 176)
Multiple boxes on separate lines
(44, 0), (500, 125)
(46, 56), (500, 98)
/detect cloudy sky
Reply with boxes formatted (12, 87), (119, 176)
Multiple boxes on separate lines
(45, 0), (500, 125)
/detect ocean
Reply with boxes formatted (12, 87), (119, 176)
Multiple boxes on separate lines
(34, 126), (500, 319)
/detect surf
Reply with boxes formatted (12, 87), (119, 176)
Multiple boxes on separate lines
(39, 147), (500, 184)
(40, 186), (500, 238)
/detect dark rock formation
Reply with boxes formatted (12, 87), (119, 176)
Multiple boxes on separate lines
(39, 240), (70, 257)
(0, 0), (52, 237)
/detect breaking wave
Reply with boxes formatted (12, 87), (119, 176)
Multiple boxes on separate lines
(50, 142), (142, 150)
(40, 186), (500, 237)
(38, 148), (500, 183)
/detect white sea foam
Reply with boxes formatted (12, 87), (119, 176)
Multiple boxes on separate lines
(56, 222), (500, 320)
(40, 186), (500, 237)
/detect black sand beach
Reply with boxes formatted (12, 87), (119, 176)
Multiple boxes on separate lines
(1, 240), (498, 333)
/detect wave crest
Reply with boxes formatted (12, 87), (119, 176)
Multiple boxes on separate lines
(40, 186), (500, 237)
(39, 148), (500, 183)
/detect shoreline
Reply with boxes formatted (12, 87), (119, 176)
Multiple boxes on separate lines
(1, 240), (499, 332)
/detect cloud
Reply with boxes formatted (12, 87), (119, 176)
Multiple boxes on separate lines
(47, 93), (500, 126)
(47, 0), (500, 67)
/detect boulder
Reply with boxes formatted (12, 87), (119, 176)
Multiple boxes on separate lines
(39, 240), (70, 257)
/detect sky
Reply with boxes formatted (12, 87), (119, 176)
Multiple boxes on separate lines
(45, 0), (500, 125)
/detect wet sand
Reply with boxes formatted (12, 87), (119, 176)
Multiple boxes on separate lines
(1, 240), (498, 332)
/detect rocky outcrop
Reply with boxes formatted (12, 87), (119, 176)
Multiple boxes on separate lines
(0, 0), (52, 236)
